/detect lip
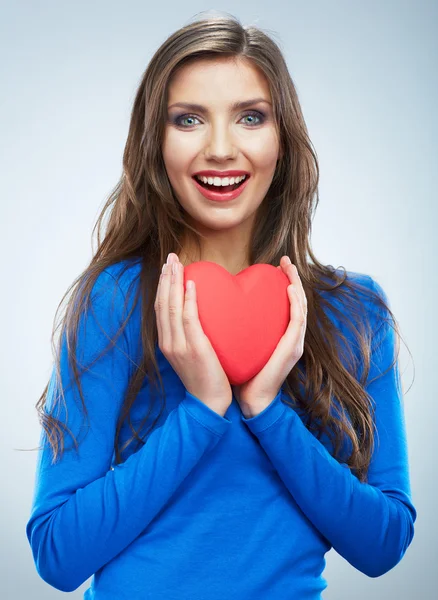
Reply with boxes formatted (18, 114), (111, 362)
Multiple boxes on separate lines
(192, 174), (251, 202)
(193, 170), (250, 177)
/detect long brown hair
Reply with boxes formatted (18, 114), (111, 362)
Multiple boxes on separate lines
(32, 13), (410, 483)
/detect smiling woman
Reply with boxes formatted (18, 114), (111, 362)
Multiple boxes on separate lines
(162, 55), (281, 254)
(26, 11), (416, 600)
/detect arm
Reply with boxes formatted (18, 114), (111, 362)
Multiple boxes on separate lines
(240, 278), (416, 578)
(26, 267), (231, 592)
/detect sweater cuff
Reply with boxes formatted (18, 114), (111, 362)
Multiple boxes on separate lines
(240, 389), (288, 433)
(182, 391), (232, 436)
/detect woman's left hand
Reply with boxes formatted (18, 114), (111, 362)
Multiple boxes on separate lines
(232, 256), (308, 418)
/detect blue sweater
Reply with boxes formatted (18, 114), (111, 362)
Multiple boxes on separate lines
(26, 259), (416, 599)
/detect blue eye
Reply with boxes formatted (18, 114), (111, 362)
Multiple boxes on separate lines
(241, 111), (265, 126)
(174, 114), (200, 127)
(172, 110), (265, 128)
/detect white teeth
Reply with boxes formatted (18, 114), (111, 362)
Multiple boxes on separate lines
(195, 174), (247, 186)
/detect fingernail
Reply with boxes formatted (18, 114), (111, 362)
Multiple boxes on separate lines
(285, 257), (292, 265)
(166, 253), (173, 264)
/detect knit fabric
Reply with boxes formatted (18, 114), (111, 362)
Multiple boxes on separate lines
(26, 259), (416, 599)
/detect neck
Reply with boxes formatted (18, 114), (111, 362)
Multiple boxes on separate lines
(178, 232), (251, 276)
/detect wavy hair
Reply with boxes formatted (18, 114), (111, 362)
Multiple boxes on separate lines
(32, 12), (410, 483)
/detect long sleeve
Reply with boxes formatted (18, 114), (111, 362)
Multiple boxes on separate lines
(241, 277), (417, 578)
(26, 267), (231, 593)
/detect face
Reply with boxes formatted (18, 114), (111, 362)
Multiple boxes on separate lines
(162, 57), (281, 244)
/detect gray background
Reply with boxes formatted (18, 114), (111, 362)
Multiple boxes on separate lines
(2, 1), (436, 598)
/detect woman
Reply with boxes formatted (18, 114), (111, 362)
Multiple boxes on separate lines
(26, 14), (416, 599)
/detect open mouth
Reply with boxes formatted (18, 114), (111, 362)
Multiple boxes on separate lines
(192, 176), (248, 193)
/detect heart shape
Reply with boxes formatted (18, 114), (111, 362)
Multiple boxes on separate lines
(183, 261), (291, 385)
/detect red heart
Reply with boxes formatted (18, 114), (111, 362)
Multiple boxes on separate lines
(183, 261), (291, 385)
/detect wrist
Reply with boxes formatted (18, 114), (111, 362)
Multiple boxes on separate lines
(209, 397), (232, 417)
(239, 397), (272, 419)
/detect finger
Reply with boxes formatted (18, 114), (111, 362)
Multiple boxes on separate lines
(271, 285), (306, 369)
(182, 279), (206, 347)
(157, 260), (173, 349)
(290, 263), (305, 295)
(282, 259), (307, 312)
(278, 260), (302, 309)
(279, 286), (306, 359)
(168, 258), (186, 349)
(291, 266), (307, 312)
(288, 284), (307, 324)
(154, 264), (165, 343)
(280, 259), (297, 287)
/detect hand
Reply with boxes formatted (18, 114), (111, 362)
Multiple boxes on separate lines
(154, 253), (233, 416)
(232, 256), (308, 418)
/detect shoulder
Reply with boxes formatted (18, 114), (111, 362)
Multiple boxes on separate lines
(344, 269), (392, 328)
(343, 269), (389, 304)
(87, 258), (143, 314)
(92, 258), (142, 298)
(80, 259), (144, 337)
(318, 268), (393, 334)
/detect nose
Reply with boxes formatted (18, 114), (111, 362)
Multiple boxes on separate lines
(203, 122), (238, 162)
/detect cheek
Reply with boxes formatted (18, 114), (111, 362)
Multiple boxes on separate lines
(162, 135), (188, 177)
(251, 148), (279, 175)
(164, 127), (199, 154)
(246, 131), (280, 172)
(163, 131), (199, 176)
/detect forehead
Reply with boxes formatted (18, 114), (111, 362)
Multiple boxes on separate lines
(167, 57), (272, 104)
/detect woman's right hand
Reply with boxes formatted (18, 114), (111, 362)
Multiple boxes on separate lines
(154, 253), (232, 416)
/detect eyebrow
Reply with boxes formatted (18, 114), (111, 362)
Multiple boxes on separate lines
(167, 98), (272, 112)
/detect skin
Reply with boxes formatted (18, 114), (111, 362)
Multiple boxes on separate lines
(157, 56), (308, 416)
(162, 55), (282, 275)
